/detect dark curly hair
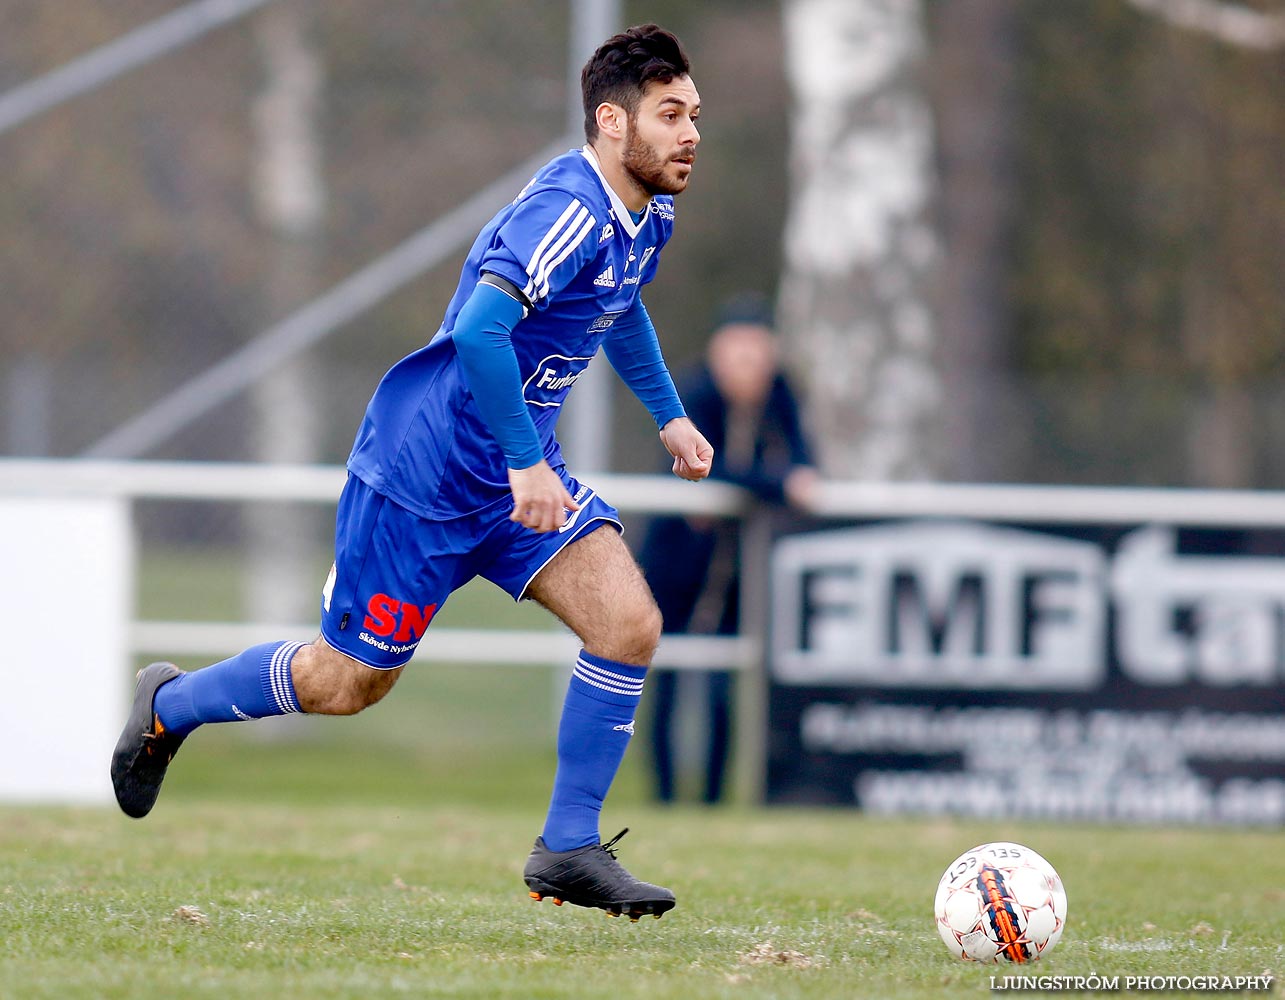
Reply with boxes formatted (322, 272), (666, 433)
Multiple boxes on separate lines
(580, 24), (690, 142)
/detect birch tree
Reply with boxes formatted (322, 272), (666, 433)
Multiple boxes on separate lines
(777, 0), (944, 480)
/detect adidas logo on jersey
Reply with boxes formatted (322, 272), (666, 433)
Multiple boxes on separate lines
(594, 265), (616, 287)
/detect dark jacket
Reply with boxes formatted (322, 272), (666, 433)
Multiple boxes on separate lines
(637, 364), (813, 636)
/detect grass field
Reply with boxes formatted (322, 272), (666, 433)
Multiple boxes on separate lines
(3, 550), (1283, 997)
(3, 798), (1283, 999)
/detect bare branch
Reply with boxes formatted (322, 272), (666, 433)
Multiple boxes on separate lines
(1125, 0), (1285, 50)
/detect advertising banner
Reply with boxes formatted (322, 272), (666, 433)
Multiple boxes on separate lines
(767, 519), (1285, 824)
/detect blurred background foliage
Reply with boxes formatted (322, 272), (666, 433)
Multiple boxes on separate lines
(1, 0), (1282, 487)
(1009, 0), (1285, 486)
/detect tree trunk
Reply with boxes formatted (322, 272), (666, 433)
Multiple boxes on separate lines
(777, 0), (945, 480)
(246, 1), (325, 655)
(930, 0), (1019, 482)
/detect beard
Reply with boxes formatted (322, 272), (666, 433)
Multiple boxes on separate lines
(622, 123), (691, 197)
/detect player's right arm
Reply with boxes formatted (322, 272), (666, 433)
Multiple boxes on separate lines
(451, 279), (579, 533)
(456, 182), (602, 531)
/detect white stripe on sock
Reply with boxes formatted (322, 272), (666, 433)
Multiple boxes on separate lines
(576, 656), (645, 683)
(575, 657), (644, 689)
(574, 658), (644, 697)
(270, 641), (303, 714)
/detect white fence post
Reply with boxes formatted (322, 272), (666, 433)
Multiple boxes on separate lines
(0, 495), (132, 804)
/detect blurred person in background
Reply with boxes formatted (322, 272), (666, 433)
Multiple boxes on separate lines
(112, 24), (711, 923)
(638, 294), (817, 804)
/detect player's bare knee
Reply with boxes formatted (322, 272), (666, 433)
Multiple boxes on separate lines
(290, 641), (400, 715)
(598, 599), (662, 665)
(638, 600), (663, 656)
(312, 681), (374, 716)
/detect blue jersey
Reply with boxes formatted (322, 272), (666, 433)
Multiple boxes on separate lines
(346, 146), (675, 520)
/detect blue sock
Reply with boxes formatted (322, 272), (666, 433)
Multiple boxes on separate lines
(541, 650), (646, 852)
(153, 641), (304, 739)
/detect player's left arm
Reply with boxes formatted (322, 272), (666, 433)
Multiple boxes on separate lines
(659, 416), (713, 482)
(603, 299), (712, 481)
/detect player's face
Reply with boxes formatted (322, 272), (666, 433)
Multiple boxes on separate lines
(622, 76), (701, 197)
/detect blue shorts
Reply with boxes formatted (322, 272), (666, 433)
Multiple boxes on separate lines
(319, 474), (621, 669)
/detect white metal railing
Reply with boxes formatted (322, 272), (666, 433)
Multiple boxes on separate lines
(8, 458), (1285, 524)
(8, 457), (1285, 804)
(0, 459), (756, 671)
(7, 458), (1285, 674)
(8, 459), (1285, 679)
(0, 459), (744, 512)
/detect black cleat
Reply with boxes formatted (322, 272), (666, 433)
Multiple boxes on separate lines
(110, 662), (185, 819)
(524, 828), (675, 921)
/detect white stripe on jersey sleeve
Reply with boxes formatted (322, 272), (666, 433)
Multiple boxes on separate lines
(528, 204), (590, 298)
(525, 199), (583, 277)
(531, 211), (595, 301)
(523, 199), (585, 302)
(526, 205), (592, 303)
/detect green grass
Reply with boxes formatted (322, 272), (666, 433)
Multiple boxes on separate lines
(4, 546), (1276, 997)
(2, 803), (1283, 999)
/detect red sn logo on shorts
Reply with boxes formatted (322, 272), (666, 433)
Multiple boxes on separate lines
(362, 593), (438, 643)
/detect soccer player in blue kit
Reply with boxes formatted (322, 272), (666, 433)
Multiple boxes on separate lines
(112, 24), (712, 922)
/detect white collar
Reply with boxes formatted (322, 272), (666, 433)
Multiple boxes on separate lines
(580, 145), (648, 240)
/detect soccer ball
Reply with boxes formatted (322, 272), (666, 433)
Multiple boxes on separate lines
(934, 842), (1067, 964)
